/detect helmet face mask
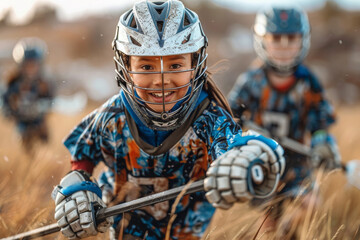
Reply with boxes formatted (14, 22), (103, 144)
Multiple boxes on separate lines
(113, 0), (208, 131)
(253, 6), (310, 73)
(126, 54), (196, 113)
(263, 33), (303, 68)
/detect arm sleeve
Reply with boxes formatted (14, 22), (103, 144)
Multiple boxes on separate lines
(305, 75), (336, 134)
(2, 83), (18, 118)
(302, 73), (338, 151)
(197, 100), (283, 165)
(71, 159), (95, 175)
(63, 107), (116, 171)
(195, 103), (242, 161)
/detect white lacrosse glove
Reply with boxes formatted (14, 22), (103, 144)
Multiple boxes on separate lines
(310, 131), (341, 170)
(311, 143), (341, 169)
(52, 170), (113, 239)
(204, 133), (285, 209)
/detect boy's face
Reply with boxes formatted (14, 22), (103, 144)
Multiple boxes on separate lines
(263, 33), (302, 67)
(23, 60), (41, 79)
(129, 54), (193, 113)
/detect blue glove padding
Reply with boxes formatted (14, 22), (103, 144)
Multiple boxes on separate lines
(229, 134), (279, 156)
(230, 132), (285, 175)
(60, 181), (102, 199)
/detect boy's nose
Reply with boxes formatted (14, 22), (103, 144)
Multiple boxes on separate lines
(153, 73), (170, 86)
(279, 35), (289, 47)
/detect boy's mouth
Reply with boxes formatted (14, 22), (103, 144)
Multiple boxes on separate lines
(149, 91), (175, 103)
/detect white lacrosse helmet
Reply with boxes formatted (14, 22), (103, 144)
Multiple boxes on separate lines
(112, 0), (208, 131)
(12, 37), (48, 65)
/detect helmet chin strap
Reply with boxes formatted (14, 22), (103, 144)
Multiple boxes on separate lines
(267, 63), (297, 77)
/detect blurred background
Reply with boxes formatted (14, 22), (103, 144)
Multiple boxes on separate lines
(0, 0), (359, 239)
(0, 0), (359, 106)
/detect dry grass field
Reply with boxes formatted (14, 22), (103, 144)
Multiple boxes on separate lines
(0, 103), (359, 240)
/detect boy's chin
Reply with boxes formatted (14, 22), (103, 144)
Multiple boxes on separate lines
(148, 104), (174, 113)
(272, 60), (295, 66)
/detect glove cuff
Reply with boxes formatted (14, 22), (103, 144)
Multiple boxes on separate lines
(51, 170), (101, 201)
(60, 181), (102, 198)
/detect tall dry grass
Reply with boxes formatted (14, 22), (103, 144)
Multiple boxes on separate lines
(205, 104), (360, 240)
(204, 167), (360, 240)
(0, 104), (359, 240)
(0, 107), (107, 239)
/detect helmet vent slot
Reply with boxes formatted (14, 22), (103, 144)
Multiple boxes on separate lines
(157, 21), (164, 33)
(130, 36), (142, 47)
(184, 13), (191, 27)
(155, 8), (164, 15)
(182, 34), (191, 44)
(153, 2), (164, 6)
(130, 16), (137, 29)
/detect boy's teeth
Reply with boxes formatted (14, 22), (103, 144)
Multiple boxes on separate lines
(152, 92), (172, 97)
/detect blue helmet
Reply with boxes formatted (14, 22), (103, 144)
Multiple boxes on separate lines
(112, 0), (208, 131)
(253, 6), (310, 72)
(12, 37), (47, 64)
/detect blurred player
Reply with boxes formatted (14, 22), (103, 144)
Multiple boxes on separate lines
(2, 37), (54, 154)
(227, 5), (341, 237)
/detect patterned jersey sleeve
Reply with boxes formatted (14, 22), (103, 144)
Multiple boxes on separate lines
(63, 101), (118, 168)
(2, 82), (16, 118)
(194, 101), (243, 161)
(298, 68), (337, 151)
(305, 72), (336, 134)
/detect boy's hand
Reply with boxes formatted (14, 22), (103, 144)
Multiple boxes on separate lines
(204, 133), (285, 209)
(52, 170), (113, 239)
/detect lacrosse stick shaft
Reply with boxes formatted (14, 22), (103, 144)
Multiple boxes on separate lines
(243, 120), (312, 156)
(96, 179), (204, 222)
(0, 224), (60, 240)
(1, 180), (204, 240)
(243, 120), (352, 175)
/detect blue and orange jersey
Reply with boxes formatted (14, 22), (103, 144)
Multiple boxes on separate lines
(2, 72), (54, 123)
(228, 64), (336, 146)
(63, 90), (243, 239)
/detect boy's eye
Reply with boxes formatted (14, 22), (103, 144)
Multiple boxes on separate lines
(170, 64), (181, 70)
(272, 35), (282, 42)
(141, 65), (153, 71)
(288, 34), (301, 42)
(288, 34), (296, 40)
